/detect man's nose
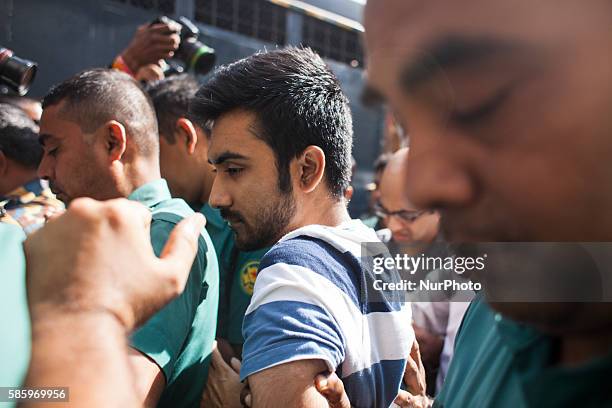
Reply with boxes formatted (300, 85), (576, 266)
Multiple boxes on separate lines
(37, 154), (54, 181)
(404, 141), (476, 212)
(208, 178), (232, 209)
(386, 215), (406, 235)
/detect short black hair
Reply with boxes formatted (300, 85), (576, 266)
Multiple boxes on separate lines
(144, 74), (200, 144)
(42, 68), (158, 156)
(191, 47), (353, 198)
(0, 103), (42, 169)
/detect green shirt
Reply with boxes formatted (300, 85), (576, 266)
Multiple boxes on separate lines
(0, 224), (29, 408)
(200, 204), (269, 348)
(435, 295), (612, 407)
(129, 180), (219, 408)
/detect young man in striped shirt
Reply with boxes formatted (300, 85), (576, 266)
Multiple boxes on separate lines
(191, 47), (413, 407)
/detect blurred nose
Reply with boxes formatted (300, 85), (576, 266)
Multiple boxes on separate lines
(208, 177), (232, 209)
(404, 140), (476, 211)
(387, 215), (408, 237)
(37, 154), (54, 181)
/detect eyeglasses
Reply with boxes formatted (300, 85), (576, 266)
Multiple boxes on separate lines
(374, 201), (431, 223)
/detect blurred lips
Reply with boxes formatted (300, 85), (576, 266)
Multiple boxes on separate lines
(220, 209), (245, 228)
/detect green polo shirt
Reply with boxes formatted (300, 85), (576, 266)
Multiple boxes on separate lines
(435, 295), (612, 407)
(128, 179), (219, 408)
(200, 204), (270, 350)
(0, 225), (29, 408)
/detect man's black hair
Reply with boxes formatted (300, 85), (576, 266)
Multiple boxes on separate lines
(190, 46), (353, 198)
(0, 103), (42, 169)
(42, 68), (158, 156)
(144, 74), (200, 144)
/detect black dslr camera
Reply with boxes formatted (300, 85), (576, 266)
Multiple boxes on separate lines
(0, 47), (37, 95)
(152, 16), (216, 76)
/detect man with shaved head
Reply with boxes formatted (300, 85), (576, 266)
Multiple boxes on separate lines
(315, 0), (612, 406)
(38, 69), (219, 408)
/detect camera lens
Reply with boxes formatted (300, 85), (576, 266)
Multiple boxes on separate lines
(177, 39), (216, 75)
(0, 48), (38, 96)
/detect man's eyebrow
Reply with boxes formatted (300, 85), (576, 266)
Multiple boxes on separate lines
(400, 36), (523, 92)
(208, 151), (249, 165)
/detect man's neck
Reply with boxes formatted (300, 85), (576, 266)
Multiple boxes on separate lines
(292, 198), (352, 231)
(122, 159), (162, 196)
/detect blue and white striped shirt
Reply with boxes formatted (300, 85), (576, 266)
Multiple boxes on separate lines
(240, 220), (413, 408)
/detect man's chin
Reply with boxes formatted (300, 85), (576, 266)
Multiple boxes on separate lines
(234, 230), (280, 252)
(234, 237), (267, 252)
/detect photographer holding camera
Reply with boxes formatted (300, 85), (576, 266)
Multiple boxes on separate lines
(112, 16), (215, 83)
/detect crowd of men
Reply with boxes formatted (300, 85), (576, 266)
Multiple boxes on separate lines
(1, 0), (611, 407)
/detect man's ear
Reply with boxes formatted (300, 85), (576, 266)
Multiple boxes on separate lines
(105, 121), (127, 162)
(344, 185), (354, 202)
(176, 118), (198, 155)
(297, 145), (326, 194)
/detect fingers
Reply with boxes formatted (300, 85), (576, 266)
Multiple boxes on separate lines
(135, 63), (165, 83)
(394, 390), (416, 408)
(124, 22), (181, 69)
(394, 391), (431, 408)
(148, 22), (180, 35)
(404, 338), (426, 396)
(210, 342), (227, 370)
(315, 372), (351, 408)
(150, 33), (180, 52)
(240, 382), (252, 407)
(157, 212), (206, 293)
(230, 357), (242, 374)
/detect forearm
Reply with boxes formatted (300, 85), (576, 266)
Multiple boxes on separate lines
(249, 360), (331, 408)
(252, 386), (330, 408)
(22, 310), (138, 408)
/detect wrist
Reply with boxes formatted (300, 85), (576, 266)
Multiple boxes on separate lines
(115, 52), (138, 76)
(30, 302), (129, 334)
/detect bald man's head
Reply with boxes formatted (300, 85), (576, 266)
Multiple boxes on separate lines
(379, 147), (411, 210)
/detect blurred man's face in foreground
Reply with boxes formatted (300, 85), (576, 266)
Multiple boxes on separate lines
(364, 0), (612, 332)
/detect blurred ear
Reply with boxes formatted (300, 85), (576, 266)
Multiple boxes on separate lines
(176, 118), (198, 155)
(105, 121), (127, 162)
(296, 145), (325, 194)
(344, 185), (354, 202)
(0, 151), (7, 176)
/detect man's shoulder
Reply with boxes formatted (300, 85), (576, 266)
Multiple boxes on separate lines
(149, 199), (214, 264)
(152, 197), (194, 220)
(254, 236), (363, 314)
(260, 236), (360, 283)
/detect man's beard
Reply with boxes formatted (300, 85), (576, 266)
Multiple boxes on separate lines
(222, 191), (297, 251)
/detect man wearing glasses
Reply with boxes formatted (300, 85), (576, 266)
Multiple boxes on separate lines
(376, 148), (440, 253)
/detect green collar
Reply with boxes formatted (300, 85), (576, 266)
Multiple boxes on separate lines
(128, 179), (172, 209)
